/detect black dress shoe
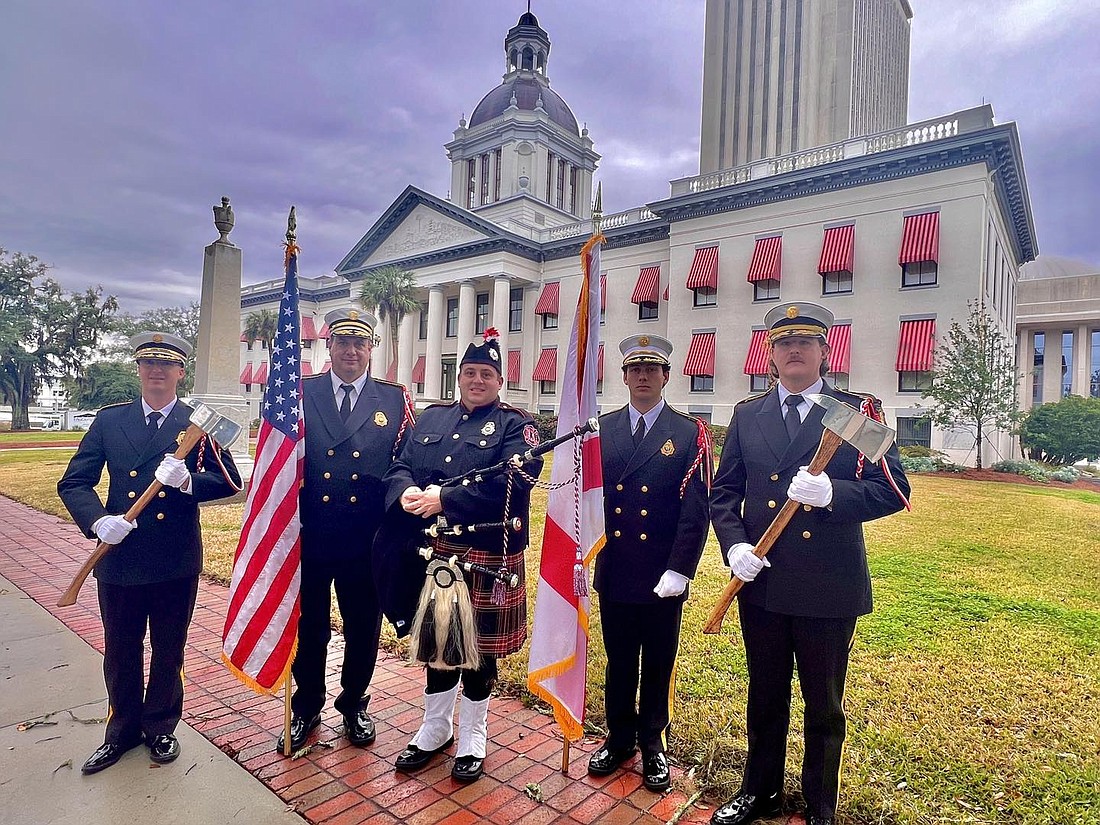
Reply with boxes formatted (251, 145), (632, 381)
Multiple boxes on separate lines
(710, 790), (783, 825)
(276, 713), (321, 753)
(343, 710), (376, 747)
(807, 816), (835, 825)
(586, 743), (638, 776)
(451, 754), (484, 783)
(148, 734), (181, 764)
(81, 740), (141, 775)
(642, 751), (671, 792)
(394, 736), (454, 773)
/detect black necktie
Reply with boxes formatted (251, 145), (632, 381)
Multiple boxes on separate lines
(146, 410), (162, 441)
(784, 395), (803, 442)
(633, 417), (646, 449)
(339, 384), (354, 421)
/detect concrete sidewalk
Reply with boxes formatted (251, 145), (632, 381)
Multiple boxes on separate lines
(0, 494), (717, 825)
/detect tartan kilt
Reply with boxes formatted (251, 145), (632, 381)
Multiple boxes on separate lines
(430, 537), (527, 657)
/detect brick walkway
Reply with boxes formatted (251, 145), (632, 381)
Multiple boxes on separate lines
(0, 495), (716, 825)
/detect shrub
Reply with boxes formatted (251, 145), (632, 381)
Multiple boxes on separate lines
(901, 456), (938, 473)
(1048, 467), (1080, 483)
(1019, 395), (1100, 465)
(532, 413), (558, 443)
(899, 445), (939, 458)
(991, 459), (1050, 482)
(708, 422), (728, 451)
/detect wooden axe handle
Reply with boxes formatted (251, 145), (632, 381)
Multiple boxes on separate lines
(56, 423), (207, 608)
(702, 427), (843, 634)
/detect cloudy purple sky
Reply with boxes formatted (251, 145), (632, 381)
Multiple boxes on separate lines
(2, 0), (1097, 310)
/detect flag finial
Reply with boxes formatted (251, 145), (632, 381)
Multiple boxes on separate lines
(285, 206), (297, 244)
(592, 183), (603, 235)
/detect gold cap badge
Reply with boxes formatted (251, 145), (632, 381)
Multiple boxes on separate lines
(786, 306), (799, 319)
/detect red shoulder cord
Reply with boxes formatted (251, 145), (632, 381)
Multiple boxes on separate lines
(679, 419), (715, 499)
(858, 397), (911, 511)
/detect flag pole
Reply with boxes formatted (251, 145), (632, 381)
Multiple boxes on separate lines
(283, 670), (292, 756)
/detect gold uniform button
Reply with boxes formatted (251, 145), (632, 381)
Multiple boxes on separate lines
(445, 456), (452, 463)
(128, 491), (136, 499)
(158, 491), (166, 498)
(352, 451), (360, 458)
(640, 509), (648, 517)
(803, 504), (812, 512)
(768, 500), (777, 509)
(770, 474), (779, 481)
(156, 513), (165, 521)
(349, 496), (357, 503)
(322, 495), (330, 503)
(641, 485), (648, 493)
(351, 474), (358, 481)
(613, 530), (621, 537)
(616, 484), (623, 491)
(802, 531), (812, 539)
(327, 449), (335, 456)
(129, 470), (138, 478)
(323, 472), (331, 479)
(640, 533), (648, 541)
(614, 507), (621, 514)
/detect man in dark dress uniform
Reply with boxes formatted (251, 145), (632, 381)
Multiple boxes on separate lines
(379, 328), (543, 783)
(58, 332), (241, 774)
(588, 334), (712, 792)
(280, 307), (414, 753)
(709, 302), (911, 825)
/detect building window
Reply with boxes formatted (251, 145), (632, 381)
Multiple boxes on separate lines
(302, 339), (312, 350)
(509, 287), (523, 332)
(475, 292), (489, 335)
(1062, 330), (1074, 397)
(556, 159), (566, 209)
(445, 297), (459, 338)
(540, 380), (556, 395)
(546, 151), (554, 203)
(902, 261), (938, 287)
(570, 166), (579, 214)
(753, 279), (780, 301)
(750, 374), (769, 393)
(244, 384), (251, 394)
(822, 270), (853, 295)
(596, 379), (603, 395)
(897, 416), (932, 448)
(494, 148), (502, 202)
(418, 302), (429, 340)
(691, 375), (714, 392)
(689, 410), (713, 424)
(415, 382), (425, 395)
(246, 340), (253, 351)
(466, 158), (477, 209)
(899, 371), (933, 392)
(693, 286), (717, 307)
(638, 301), (658, 321)
(1091, 330), (1100, 398)
(480, 154), (490, 205)
(542, 313), (558, 330)
(828, 372), (850, 391)
(1033, 332), (1045, 405)
(441, 359), (456, 400)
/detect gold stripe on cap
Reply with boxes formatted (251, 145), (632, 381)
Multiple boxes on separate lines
(134, 346), (187, 362)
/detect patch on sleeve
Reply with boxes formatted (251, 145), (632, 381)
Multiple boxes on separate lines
(523, 424), (541, 447)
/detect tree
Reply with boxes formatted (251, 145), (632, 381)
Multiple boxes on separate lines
(358, 265), (419, 379)
(922, 300), (1021, 468)
(66, 361), (141, 409)
(1019, 395), (1100, 465)
(112, 302), (201, 392)
(0, 248), (118, 430)
(242, 309), (279, 356)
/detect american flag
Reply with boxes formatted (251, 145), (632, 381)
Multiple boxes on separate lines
(222, 240), (304, 693)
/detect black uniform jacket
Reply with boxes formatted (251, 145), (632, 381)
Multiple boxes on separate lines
(594, 404), (711, 604)
(57, 399), (241, 586)
(374, 399), (544, 634)
(299, 374), (411, 560)
(709, 383), (910, 618)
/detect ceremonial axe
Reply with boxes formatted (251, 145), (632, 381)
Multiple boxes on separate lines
(702, 393), (896, 634)
(57, 403), (243, 608)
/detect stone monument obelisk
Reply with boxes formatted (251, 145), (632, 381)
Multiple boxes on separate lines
(191, 196), (254, 480)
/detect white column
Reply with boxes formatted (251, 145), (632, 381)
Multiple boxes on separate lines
(1041, 327), (1062, 403)
(370, 315), (388, 377)
(1016, 328), (1032, 411)
(397, 315), (415, 389)
(457, 279), (477, 357)
(1074, 323), (1090, 397)
(425, 286), (444, 400)
(492, 276), (511, 371)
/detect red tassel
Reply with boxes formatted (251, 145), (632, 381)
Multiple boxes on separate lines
(491, 574), (507, 606)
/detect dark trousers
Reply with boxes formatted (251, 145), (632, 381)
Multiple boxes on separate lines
(291, 553), (382, 718)
(97, 576), (198, 746)
(738, 600), (857, 819)
(599, 598), (683, 755)
(425, 656), (497, 701)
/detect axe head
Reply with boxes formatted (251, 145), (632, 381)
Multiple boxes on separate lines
(188, 402), (244, 449)
(807, 394), (895, 463)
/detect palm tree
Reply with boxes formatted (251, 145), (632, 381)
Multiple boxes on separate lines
(243, 309), (279, 356)
(358, 265), (419, 380)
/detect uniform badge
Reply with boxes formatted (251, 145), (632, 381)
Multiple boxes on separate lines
(639, 335), (650, 346)
(481, 421), (496, 436)
(489, 348), (499, 361)
(786, 305), (799, 318)
(349, 309), (360, 320)
(523, 424), (540, 447)
(153, 334), (164, 343)
(374, 411), (388, 427)
(176, 430), (186, 446)
(661, 439), (675, 456)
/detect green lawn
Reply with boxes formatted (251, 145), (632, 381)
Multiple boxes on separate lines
(2, 451), (1096, 824)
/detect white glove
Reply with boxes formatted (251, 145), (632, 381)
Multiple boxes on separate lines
(653, 569), (689, 598)
(93, 515), (136, 545)
(155, 455), (191, 490)
(787, 467), (833, 508)
(726, 542), (770, 583)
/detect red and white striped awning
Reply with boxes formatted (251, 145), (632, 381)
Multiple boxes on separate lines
(534, 282), (560, 315)
(252, 362), (268, 385)
(411, 355), (426, 383)
(826, 323), (852, 373)
(818, 225), (855, 273)
(683, 332), (716, 377)
(685, 246), (719, 290)
(630, 266), (660, 304)
(532, 347), (557, 381)
(600, 273), (607, 311)
(746, 236), (782, 282)
(597, 343), (605, 380)
(239, 363), (253, 385)
(321, 360), (332, 374)
(663, 284), (669, 301)
(239, 332), (249, 343)
(895, 319), (936, 371)
(301, 316), (318, 341)
(386, 360), (396, 381)
(743, 329), (770, 375)
(318, 323), (331, 340)
(899, 212), (940, 265)
(300, 361), (313, 377)
(507, 350), (521, 384)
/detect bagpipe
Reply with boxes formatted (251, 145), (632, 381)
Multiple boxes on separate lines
(408, 417), (599, 670)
